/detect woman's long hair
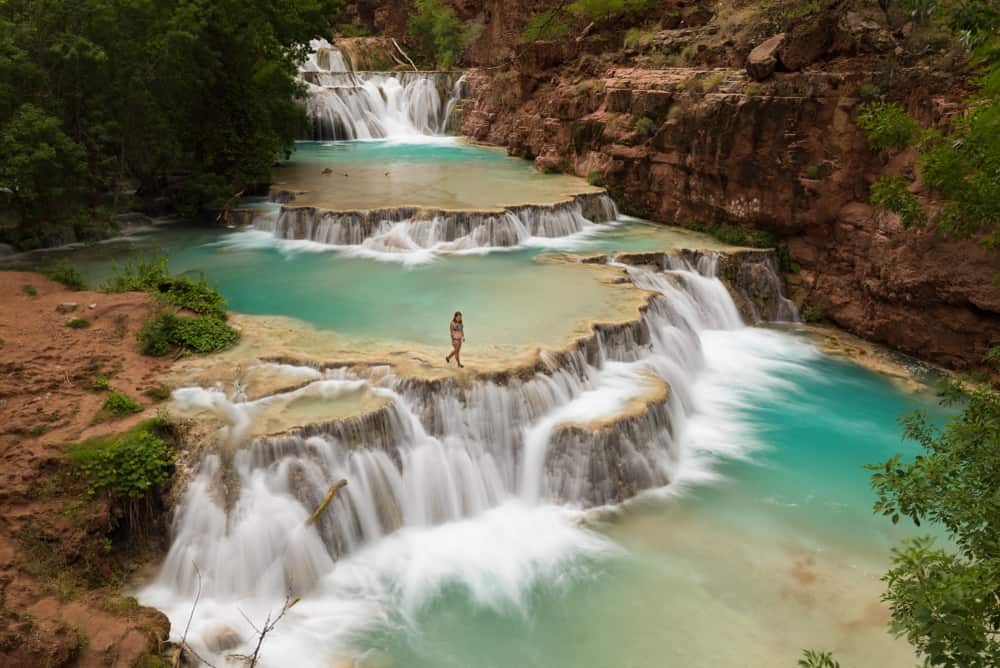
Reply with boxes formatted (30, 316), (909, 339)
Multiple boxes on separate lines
(453, 311), (462, 322)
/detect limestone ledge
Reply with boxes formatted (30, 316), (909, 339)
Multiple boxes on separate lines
(548, 374), (674, 506)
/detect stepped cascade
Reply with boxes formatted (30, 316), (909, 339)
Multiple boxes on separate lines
(300, 39), (466, 140)
(3, 2), (984, 665)
(142, 252), (805, 664)
(260, 192), (620, 251)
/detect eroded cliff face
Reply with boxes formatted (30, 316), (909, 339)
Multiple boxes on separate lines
(453, 2), (999, 372)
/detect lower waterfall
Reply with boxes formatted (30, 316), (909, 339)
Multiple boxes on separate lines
(259, 192), (620, 253)
(141, 254), (813, 665)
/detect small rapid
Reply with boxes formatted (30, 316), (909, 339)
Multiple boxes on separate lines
(140, 253), (811, 666)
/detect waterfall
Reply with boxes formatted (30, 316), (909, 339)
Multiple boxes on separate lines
(258, 192), (619, 252)
(142, 255), (810, 664)
(299, 39), (465, 140)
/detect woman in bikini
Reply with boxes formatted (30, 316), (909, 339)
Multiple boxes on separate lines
(445, 311), (465, 368)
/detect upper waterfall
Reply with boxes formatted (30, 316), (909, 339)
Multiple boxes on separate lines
(299, 39), (466, 140)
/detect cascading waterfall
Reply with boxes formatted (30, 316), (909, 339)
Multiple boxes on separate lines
(299, 39), (465, 140)
(258, 192), (620, 251)
(142, 253), (804, 665)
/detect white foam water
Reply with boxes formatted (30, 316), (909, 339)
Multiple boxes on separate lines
(140, 257), (812, 666)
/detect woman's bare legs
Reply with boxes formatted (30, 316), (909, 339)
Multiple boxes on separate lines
(446, 340), (463, 367)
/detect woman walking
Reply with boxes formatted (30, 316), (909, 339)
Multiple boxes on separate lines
(445, 311), (465, 368)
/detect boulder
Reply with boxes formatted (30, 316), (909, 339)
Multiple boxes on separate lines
(746, 33), (785, 81)
(781, 14), (837, 71)
(203, 626), (242, 653)
(55, 303), (78, 314)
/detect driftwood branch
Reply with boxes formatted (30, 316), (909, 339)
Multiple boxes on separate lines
(173, 563), (218, 668)
(230, 596), (301, 667)
(391, 38), (418, 71)
(306, 479), (348, 525)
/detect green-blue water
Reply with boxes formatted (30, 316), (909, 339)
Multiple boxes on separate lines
(356, 345), (946, 668)
(7, 139), (952, 667)
(7, 219), (712, 346)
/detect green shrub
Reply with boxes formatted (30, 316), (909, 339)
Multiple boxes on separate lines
(586, 171), (606, 186)
(132, 655), (173, 668)
(569, 0), (658, 22)
(856, 102), (921, 152)
(334, 23), (371, 37)
(858, 82), (881, 102)
(102, 256), (227, 319)
(100, 390), (143, 419)
(42, 260), (86, 291)
(171, 315), (239, 353)
(138, 313), (239, 356)
(624, 27), (655, 49)
(801, 302), (829, 323)
(798, 650), (840, 668)
(408, 0), (467, 69)
(681, 222), (777, 248)
(67, 418), (172, 501)
(870, 174), (927, 227)
(92, 375), (110, 391)
(744, 83), (763, 96)
(22, 284), (37, 297)
(951, 1), (1000, 48)
(522, 9), (574, 41)
(902, 0), (936, 24)
(66, 318), (91, 329)
(522, 0), (656, 41)
(634, 116), (657, 137)
(699, 72), (726, 93)
(143, 385), (171, 402)
(101, 255), (169, 293)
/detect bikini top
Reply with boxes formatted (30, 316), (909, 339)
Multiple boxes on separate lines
(453, 323), (463, 332)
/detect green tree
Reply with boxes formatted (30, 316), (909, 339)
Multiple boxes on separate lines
(408, 0), (466, 69)
(855, 14), (1000, 248)
(0, 104), (86, 223)
(0, 0), (344, 247)
(869, 360), (1000, 668)
(867, 374), (1000, 667)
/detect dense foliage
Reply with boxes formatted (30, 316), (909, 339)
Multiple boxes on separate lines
(138, 312), (239, 356)
(522, 0), (657, 41)
(856, 5), (1000, 248)
(407, 0), (466, 69)
(42, 259), (86, 290)
(0, 0), (342, 249)
(798, 650), (840, 668)
(867, 376), (1000, 667)
(103, 255), (228, 319)
(99, 390), (143, 419)
(100, 254), (239, 355)
(68, 416), (173, 501)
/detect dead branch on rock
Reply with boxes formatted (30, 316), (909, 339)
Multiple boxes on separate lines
(391, 38), (418, 71)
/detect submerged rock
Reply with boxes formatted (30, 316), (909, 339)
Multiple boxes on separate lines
(204, 626), (243, 653)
